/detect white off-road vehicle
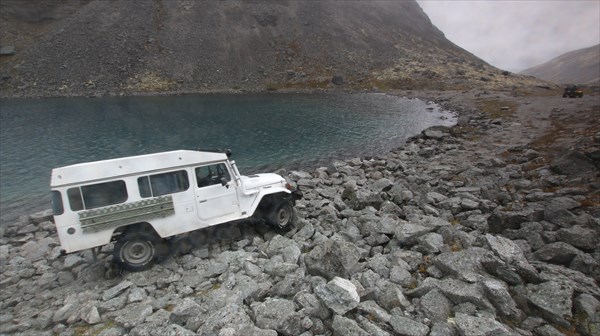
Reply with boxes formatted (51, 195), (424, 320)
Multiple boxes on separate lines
(50, 149), (301, 271)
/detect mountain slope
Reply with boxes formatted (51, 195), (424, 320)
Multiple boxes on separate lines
(520, 44), (600, 85)
(0, 0), (548, 97)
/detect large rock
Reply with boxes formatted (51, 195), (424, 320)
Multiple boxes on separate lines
(314, 277), (360, 315)
(454, 313), (515, 336)
(304, 239), (361, 279)
(525, 280), (574, 327)
(419, 288), (452, 322)
(332, 315), (370, 336)
(102, 281), (132, 301)
(533, 242), (581, 265)
(437, 278), (495, 312)
(433, 247), (494, 282)
(488, 206), (544, 233)
(251, 298), (297, 335)
(389, 315), (429, 336)
(198, 303), (276, 336)
(556, 226), (598, 251)
(550, 150), (597, 176)
(482, 279), (523, 321)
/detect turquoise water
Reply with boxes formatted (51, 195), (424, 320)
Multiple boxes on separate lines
(0, 93), (454, 224)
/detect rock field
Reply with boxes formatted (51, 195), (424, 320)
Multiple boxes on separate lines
(0, 89), (598, 336)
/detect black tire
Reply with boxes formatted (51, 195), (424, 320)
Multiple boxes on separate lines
(265, 200), (295, 230)
(113, 231), (161, 272)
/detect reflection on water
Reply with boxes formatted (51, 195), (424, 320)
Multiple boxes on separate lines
(0, 93), (455, 224)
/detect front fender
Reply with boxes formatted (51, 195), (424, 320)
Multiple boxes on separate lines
(247, 187), (292, 217)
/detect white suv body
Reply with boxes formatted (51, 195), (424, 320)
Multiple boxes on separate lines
(50, 149), (300, 271)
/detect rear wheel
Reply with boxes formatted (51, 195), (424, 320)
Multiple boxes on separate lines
(113, 231), (162, 272)
(265, 200), (295, 230)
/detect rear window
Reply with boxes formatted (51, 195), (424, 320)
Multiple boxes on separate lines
(67, 180), (128, 210)
(51, 191), (64, 215)
(138, 170), (189, 198)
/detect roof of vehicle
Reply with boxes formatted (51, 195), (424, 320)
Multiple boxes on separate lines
(51, 150), (229, 187)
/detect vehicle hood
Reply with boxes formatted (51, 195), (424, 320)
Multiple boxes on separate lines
(241, 173), (286, 190)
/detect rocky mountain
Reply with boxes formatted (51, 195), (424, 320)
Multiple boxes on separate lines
(520, 44), (600, 85)
(0, 0), (546, 98)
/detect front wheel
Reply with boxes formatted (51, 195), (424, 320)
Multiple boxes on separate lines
(113, 231), (162, 272)
(265, 200), (295, 230)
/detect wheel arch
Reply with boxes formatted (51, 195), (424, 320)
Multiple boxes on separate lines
(112, 222), (160, 240)
(250, 190), (291, 218)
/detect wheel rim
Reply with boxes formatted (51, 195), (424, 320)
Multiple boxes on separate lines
(121, 240), (154, 265)
(276, 206), (291, 227)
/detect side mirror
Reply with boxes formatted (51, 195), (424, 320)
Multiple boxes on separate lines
(221, 177), (229, 188)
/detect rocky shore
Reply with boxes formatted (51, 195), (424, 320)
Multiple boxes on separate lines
(1, 89), (599, 336)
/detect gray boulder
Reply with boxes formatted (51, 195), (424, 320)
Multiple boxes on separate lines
(419, 288), (452, 322)
(332, 315), (369, 336)
(304, 239), (361, 279)
(525, 280), (574, 327)
(314, 276), (360, 315)
(251, 298), (297, 335)
(556, 226), (598, 251)
(389, 315), (429, 336)
(533, 242), (581, 265)
(454, 313), (515, 336)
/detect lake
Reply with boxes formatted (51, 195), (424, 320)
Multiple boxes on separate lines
(0, 93), (455, 225)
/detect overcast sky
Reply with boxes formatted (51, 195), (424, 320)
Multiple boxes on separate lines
(417, 0), (600, 71)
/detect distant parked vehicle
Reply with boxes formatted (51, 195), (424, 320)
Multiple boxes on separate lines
(51, 149), (301, 271)
(563, 85), (583, 98)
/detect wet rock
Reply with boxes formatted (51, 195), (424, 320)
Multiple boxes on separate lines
(314, 276), (360, 315)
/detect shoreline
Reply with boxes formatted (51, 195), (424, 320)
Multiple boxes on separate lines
(1, 88), (598, 335)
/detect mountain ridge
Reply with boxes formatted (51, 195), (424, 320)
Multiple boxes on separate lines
(520, 44), (600, 85)
(0, 0), (549, 98)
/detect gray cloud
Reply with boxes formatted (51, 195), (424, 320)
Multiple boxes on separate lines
(417, 0), (600, 71)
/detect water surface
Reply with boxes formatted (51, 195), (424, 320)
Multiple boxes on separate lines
(0, 93), (455, 224)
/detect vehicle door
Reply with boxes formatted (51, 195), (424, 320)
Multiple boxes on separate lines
(194, 162), (239, 221)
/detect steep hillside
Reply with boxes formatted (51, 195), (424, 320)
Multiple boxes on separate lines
(520, 44), (600, 85)
(0, 0), (548, 98)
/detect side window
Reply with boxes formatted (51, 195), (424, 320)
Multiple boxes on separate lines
(51, 190), (64, 215)
(67, 187), (84, 211)
(67, 180), (128, 210)
(138, 170), (189, 198)
(195, 163), (231, 188)
(82, 181), (128, 209)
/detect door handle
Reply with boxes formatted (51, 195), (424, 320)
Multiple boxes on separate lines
(199, 200), (207, 203)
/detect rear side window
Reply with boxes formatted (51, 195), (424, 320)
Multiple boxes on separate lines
(138, 170), (189, 198)
(51, 191), (64, 215)
(67, 180), (128, 210)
